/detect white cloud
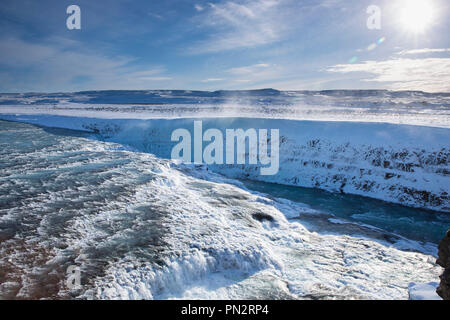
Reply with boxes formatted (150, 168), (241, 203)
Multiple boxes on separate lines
(138, 77), (173, 81)
(189, 0), (290, 53)
(0, 37), (59, 66)
(194, 4), (204, 12)
(201, 78), (225, 82)
(227, 63), (271, 75)
(327, 58), (450, 92)
(396, 48), (450, 55)
(148, 12), (164, 20)
(196, 62), (289, 89)
(220, 63), (287, 88)
(0, 37), (171, 92)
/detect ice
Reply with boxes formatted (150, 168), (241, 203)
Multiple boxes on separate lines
(0, 121), (444, 300)
(1, 114), (447, 212)
(408, 282), (441, 300)
(0, 89), (448, 300)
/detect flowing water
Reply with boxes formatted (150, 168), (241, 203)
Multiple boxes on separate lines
(0, 120), (447, 300)
(240, 180), (450, 244)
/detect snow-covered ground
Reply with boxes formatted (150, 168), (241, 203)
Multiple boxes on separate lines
(0, 90), (448, 213)
(0, 120), (444, 300)
(0, 111), (448, 212)
(1, 89), (450, 127)
(1, 88), (448, 299)
(408, 282), (442, 300)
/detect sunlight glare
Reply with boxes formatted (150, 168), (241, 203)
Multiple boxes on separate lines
(399, 0), (435, 34)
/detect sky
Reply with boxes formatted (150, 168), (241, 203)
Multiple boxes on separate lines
(0, 0), (449, 93)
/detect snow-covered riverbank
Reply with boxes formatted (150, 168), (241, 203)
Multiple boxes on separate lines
(1, 113), (448, 212)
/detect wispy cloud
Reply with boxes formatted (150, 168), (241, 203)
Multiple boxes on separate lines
(227, 63), (271, 75)
(194, 4), (204, 12)
(188, 0), (289, 54)
(201, 78), (225, 82)
(138, 77), (173, 81)
(327, 58), (450, 92)
(396, 48), (450, 55)
(0, 37), (171, 92)
(220, 63), (288, 88)
(148, 12), (164, 20)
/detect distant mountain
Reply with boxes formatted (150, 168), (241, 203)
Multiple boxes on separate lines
(1, 89), (449, 105)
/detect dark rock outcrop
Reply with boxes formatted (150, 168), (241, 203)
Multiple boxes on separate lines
(436, 230), (450, 300)
(252, 212), (275, 223)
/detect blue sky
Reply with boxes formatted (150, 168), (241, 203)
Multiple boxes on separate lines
(0, 0), (449, 92)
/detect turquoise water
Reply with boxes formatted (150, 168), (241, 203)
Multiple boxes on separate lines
(241, 180), (449, 244)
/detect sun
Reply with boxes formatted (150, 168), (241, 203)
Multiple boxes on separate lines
(399, 0), (435, 34)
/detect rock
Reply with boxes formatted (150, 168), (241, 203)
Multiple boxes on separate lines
(436, 229), (450, 300)
(252, 212), (274, 223)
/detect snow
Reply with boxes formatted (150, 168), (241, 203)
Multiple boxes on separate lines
(0, 117), (445, 300)
(0, 90), (448, 299)
(408, 282), (442, 300)
(0, 89), (449, 127)
(1, 114), (448, 212)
